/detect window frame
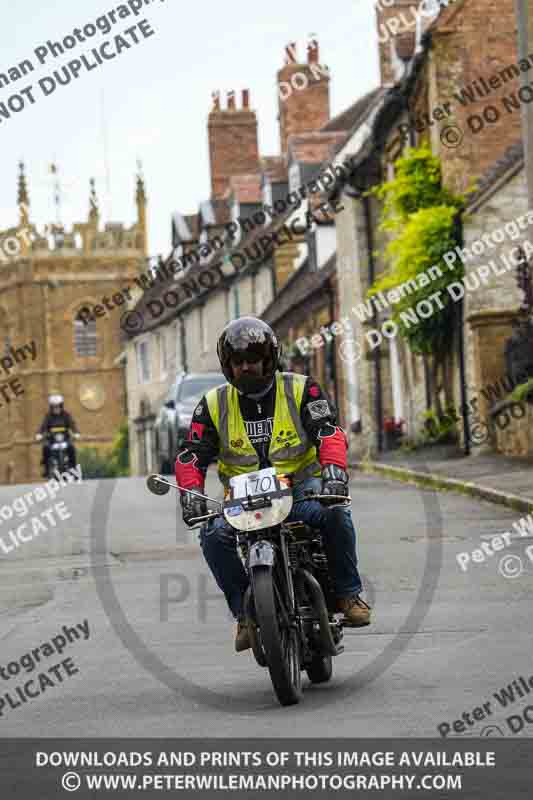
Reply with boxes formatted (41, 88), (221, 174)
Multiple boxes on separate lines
(73, 312), (97, 357)
(136, 337), (152, 384)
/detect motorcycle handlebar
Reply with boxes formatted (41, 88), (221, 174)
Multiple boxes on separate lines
(186, 494), (351, 528)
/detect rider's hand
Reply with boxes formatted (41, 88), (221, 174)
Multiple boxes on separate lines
(73, 433), (81, 440)
(181, 491), (207, 527)
(321, 464), (349, 501)
(35, 434), (43, 442)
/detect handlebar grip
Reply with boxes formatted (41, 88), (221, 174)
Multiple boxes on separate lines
(188, 512), (220, 524)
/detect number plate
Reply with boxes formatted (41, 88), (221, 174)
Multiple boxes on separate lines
(230, 467), (277, 500)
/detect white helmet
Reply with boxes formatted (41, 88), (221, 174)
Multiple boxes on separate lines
(48, 394), (64, 408)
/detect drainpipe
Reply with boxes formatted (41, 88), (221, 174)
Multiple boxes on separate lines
(269, 251), (277, 300)
(179, 316), (188, 373)
(363, 193), (383, 453)
(327, 280), (339, 412)
(454, 213), (471, 455)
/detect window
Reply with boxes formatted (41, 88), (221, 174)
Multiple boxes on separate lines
(74, 312), (97, 356)
(159, 331), (168, 378)
(136, 339), (152, 383)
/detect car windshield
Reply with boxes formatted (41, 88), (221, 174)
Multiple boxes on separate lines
(177, 376), (225, 404)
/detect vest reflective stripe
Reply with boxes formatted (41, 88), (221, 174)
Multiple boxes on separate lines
(206, 373), (321, 485)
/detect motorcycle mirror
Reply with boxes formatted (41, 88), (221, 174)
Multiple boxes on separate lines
(146, 474), (171, 496)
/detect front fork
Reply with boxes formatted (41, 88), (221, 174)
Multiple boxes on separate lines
(248, 535), (301, 637)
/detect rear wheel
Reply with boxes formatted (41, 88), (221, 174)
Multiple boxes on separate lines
(306, 654), (332, 684)
(252, 566), (302, 706)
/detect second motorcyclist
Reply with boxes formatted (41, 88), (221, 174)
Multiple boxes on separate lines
(36, 394), (80, 477)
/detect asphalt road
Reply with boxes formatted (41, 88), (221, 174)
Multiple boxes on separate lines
(1, 467), (532, 737)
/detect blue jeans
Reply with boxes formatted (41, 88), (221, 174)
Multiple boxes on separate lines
(199, 477), (362, 620)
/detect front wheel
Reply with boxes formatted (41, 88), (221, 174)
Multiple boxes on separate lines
(252, 566), (302, 707)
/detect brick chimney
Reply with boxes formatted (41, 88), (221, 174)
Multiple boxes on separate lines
(277, 38), (331, 156)
(375, 0), (422, 86)
(208, 89), (260, 199)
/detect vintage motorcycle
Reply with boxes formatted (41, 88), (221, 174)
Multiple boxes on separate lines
(147, 467), (349, 707)
(36, 428), (77, 478)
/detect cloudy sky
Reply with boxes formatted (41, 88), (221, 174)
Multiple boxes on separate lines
(0, 0), (381, 256)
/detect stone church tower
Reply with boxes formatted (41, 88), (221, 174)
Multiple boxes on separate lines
(0, 163), (147, 483)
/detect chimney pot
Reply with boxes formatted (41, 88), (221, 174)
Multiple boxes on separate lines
(211, 90), (221, 111)
(285, 42), (298, 64)
(242, 89), (250, 109)
(227, 90), (236, 110)
(307, 37), (319, 63)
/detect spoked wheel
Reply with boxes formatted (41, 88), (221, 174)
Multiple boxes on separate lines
(243, 587), (267, 668)
(306, 654), (332, 684)
(252, 566), (302, 706)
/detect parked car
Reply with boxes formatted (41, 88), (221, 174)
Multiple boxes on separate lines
(154, 372), (225, 473)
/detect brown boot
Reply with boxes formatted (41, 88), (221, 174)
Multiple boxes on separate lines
(235, 620), (251, 652)
(337, 595), (371, 627)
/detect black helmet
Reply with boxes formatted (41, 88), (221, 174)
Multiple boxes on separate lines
(217, 317), (281, 395)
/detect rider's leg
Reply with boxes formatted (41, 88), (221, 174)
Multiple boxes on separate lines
(42, 444), (50, 477)
(199, 516), (249, 619)
(67, 443), (76, 469)
(288, 477), (367, 619)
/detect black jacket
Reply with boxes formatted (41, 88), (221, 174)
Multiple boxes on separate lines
(39, 411), (79, 435)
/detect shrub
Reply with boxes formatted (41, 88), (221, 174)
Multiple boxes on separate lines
(77, 420), (130, 479)
(421, 407), (459, 445)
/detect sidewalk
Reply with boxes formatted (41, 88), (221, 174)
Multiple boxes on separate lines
(351, 445), (533, 513)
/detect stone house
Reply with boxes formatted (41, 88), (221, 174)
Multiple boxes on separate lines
(327, 0), (526, 458)
(0, 164), (146, 483)
(459, 143), (533, 457)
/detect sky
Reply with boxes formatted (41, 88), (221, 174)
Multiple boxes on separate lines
(0, 0), (381, 257)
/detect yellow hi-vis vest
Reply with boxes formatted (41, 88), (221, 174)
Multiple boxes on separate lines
(206, 372), (321, 487)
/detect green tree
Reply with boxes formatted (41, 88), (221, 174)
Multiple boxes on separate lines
(368, 145), (471, 414)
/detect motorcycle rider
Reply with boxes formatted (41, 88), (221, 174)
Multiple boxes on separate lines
(36, 394), (80, 476)
(175, 317), (371, 652)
